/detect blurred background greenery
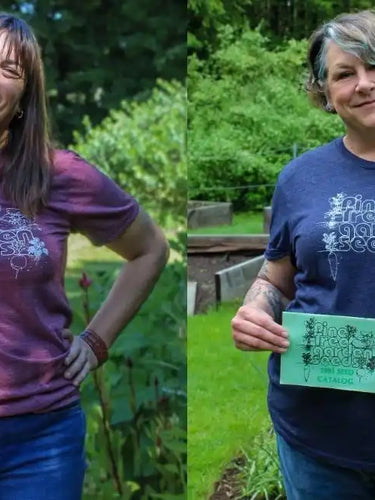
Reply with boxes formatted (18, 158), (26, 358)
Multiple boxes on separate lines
(7, 0), (186, 146)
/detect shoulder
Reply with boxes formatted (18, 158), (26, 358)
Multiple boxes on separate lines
(277, 138), (341, 187)
(51, 149), (95, 177)
(50, 149), (107, 192)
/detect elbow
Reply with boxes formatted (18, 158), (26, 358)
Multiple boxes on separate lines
(159, 236), (170, 267)
(152, 231), (170, 270)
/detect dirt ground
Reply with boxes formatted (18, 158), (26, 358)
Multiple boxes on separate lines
(188, 251), (262, 313)
(209, 457), (244, 500)
(209, 455), (286, 500)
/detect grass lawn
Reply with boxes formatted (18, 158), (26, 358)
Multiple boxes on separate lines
(188, 302), (270, 499)
(188, 211), (264, 235)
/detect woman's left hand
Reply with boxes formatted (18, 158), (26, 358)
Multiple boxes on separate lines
(62, 329), (99, 387)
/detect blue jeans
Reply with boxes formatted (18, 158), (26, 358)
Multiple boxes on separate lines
(0, 400), (86, 500)
(276, 433), (375, 500)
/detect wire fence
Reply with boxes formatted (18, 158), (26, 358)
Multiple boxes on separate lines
(188, 142), (313, 207)
(192, 183), (276, 193)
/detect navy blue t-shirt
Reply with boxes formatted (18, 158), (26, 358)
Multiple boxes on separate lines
(265, 136), (375, 470)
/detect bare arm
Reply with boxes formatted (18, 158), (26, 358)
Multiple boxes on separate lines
(86, 209), (169, 348)
(63, 209), (169, 385)
(231, 256), (296, 353)
(244, 256), (296, 323)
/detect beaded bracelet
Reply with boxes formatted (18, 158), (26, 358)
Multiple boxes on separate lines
(80, 328), (109, 367)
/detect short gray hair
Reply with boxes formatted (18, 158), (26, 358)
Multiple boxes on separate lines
(306, 10), (375, 112)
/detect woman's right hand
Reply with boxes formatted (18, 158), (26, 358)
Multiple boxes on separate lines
(231, 305), (290, 353)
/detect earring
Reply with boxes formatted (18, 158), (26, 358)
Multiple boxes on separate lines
(16, 109), (24, 119)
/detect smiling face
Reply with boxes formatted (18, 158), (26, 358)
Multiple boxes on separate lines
(325, 41), (375, 134)
(0, 30), (25, 140)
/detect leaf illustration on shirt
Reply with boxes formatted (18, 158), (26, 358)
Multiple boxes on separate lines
(3, 210), (32, 227)
(322, 232), (338, 281)
(324, 192), (346, 228)
(11, 238), (26, 254)
(28, 238), (49, 259)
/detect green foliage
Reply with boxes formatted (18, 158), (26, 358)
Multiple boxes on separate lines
(236, 425), (285, 500)
(189, 0), (375, 52)
(79, 254), (186, 499)
(72, 80), (186, 228)
(188, 211), (263, 234)
(188, 0), (251, 52)
(4, 0), (186, 145)
(188, 27), (344, 210)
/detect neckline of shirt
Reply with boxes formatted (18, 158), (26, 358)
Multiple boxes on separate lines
(337, 136), (375, 170)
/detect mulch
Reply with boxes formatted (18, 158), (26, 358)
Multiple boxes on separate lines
(209, 457), (244, 500)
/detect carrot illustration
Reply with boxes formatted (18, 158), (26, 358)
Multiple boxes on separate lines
(328, 252), (338, 281)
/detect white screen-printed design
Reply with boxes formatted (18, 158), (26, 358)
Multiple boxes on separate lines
(0, 208), (49, 278)
(321, 193), (375, 281)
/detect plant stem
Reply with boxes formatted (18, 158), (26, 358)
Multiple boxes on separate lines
(81, 284), (123, 496)
(93, 369), (123, 495)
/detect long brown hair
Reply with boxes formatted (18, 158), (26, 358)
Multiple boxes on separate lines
(0, 13), (52, 217)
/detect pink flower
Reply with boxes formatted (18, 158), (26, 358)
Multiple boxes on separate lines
(79, 272), (92, 289)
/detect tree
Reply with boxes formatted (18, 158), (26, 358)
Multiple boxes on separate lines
(189, 0), (375, 53)
(188, 28), (344, 209)
(2, 0), (186, 145)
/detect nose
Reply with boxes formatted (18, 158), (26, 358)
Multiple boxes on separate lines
(355, 68), (375, 93)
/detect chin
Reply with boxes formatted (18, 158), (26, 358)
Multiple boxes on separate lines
(345, 116), (375, 131)
(360, 120), (375, 130)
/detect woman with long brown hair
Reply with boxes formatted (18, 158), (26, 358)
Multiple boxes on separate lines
(0, 13), (168, 500)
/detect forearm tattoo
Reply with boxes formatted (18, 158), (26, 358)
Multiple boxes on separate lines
(244, 281), (284, 323)
(243, 261), (285, 323)
(257, 259), (270, 282)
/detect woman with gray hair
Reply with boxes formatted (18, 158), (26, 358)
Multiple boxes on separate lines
(231, 10), (375, 500)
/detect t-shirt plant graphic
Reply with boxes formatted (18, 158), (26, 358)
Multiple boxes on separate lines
(302, 317), (316, 382)
(301, 318), (375, 383)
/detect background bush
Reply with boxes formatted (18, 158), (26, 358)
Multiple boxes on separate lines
(188, 27), (344, 210)
(72, 80), (186, 229)
(79, 256), (186, 500)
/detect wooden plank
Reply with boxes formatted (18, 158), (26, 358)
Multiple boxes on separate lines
(188, 202), (233, 229)
(263, 206), (272, 233)
(187, 281), (197, 316)
(188, 234), (269, 253)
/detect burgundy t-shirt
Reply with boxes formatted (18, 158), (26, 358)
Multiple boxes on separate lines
(0, 149), (139, 416)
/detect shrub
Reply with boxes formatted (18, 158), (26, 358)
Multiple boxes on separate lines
(188, 26), (344, 210)
(72, 80), (186, 229)
(80, 254), (186, 499)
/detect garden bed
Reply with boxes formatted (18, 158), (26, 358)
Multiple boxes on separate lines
(188, 200), (233, 229)
(188, 251), (262, 313)
(209, 457), (244, 500)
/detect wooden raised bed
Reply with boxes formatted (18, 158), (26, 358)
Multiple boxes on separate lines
(188, 201), (233, 229)
(188, 234), (269, 254)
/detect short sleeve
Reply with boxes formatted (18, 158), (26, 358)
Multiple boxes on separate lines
(264, 179), (292, 261)
(55, 150), (140, 246)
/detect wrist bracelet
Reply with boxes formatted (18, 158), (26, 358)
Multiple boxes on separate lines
(80, 328), (109, 367)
